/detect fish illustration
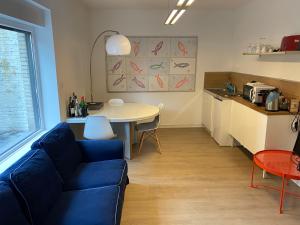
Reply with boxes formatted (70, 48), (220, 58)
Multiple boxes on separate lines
(130, 61), (143, 74)
(113, 74), (126, 86)
(132, 77), (145, 88)
(174, 62), (189, 68)
(175, 77), (189, 89)
(152, 41), (164, 56)
(155, 74), (164, 88)
(110, 60), (122, 73)
(132, 41), (140, 56)
(178, 41), (188, 56)
(150, 62), (164, 70)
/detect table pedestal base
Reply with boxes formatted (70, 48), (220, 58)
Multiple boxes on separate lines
(112, 122), (136, 160)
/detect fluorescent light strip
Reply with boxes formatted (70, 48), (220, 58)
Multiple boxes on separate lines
(177, 0), (186, 7)
(171, 9), (186, 24)
(185, 0), (194, 6)
(165, 9), (178, 25)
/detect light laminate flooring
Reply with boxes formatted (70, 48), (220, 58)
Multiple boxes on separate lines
(121, 128), (300, 225)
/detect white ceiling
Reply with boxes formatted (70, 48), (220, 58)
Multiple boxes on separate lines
(81, 0), (250, 10)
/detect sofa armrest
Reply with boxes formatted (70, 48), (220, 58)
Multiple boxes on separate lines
(77, 139), (124, 162)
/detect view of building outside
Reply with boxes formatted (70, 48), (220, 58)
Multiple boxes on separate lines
(0, 26), (39, 157)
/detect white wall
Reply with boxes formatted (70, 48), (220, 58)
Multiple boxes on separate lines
(90, 9), (234, 127)
(34, 0), (91, 119)
(232, 0), (300, 81)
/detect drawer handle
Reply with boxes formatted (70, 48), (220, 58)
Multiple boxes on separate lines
(214, 96), (223, 102)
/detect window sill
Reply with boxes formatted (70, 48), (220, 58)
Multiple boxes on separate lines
(0, 130), (47, 174)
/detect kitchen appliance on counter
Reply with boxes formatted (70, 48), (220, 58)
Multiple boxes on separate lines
(279, 96), (289, 111)
(243, 82), (260, 101)
(243, 82), (276, 105)
(265, 90), (280, 112)
(226, 82), (236, 96)
(280, 35), (300, 51)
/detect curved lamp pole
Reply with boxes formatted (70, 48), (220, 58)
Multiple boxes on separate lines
(89, 30), (131, 104)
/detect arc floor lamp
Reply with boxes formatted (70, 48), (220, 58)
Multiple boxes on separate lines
(88, 30), (131, 109)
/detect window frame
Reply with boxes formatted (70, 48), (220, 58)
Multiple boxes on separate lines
(0, 17), (44, 162)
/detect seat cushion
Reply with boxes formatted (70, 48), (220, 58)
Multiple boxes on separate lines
(10, 150), (63, 225)
(31, 122), (82, 180)
(64, 159), (128, 191)
(0, 181), (30, 225)
(44, 186), (122, 225)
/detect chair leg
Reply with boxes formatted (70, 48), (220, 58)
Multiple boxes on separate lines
(138, 131), (145, 154)
(154, 130), (162, 154)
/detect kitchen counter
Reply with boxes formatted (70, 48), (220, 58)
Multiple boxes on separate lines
(204, 88), (291, 116)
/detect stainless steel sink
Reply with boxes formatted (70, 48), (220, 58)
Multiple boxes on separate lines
(205, 88), (242, 99)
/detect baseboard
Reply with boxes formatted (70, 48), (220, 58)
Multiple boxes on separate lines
(159, 124), (203, 128)
(292, 180), (300, 187)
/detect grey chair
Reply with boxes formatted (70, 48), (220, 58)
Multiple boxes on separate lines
(136, 103), (164, 154)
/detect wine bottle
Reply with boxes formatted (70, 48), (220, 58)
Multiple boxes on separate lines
(74, 98), (79, 117)
(80, 96), (88, 117)
(70, 96), (75, 117)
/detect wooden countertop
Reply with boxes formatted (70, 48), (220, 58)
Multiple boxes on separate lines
(229, 96), (291, 116)
(204, 89), (292, 116)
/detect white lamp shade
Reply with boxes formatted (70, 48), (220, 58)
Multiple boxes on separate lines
(106, 34), (131, 55)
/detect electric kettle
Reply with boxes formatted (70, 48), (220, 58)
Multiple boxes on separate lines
(265, 90), (280, 111)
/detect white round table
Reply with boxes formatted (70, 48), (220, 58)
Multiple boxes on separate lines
(66, 103), (159, 159)
(89, 103), (159, 122)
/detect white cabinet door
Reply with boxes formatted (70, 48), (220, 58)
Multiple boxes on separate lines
(202, 92), (214, 133)
(212, 97), (234, 146)
(230, 101), (268, 154)
(212, 97), (222, 142)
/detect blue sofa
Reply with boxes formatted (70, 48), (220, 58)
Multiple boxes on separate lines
(0, 122), (128, 225)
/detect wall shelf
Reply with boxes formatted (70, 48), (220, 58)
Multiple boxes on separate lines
(242, 51), (300, 56)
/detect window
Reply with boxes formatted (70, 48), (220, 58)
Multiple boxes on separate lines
(0, 25), (41, 160)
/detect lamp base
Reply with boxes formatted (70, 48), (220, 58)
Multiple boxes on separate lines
(87, 102), (104, 110)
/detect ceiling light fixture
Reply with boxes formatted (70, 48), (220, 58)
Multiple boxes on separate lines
(165, 9), (178, 25)
(165, 0), (194, 25)
(171, 9), (186, 25)
(177, 0), (186, 7)
(185, 0), (194, 6)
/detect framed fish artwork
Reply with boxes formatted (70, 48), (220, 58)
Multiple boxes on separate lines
(107, 74), (127, 92)
(106, 56), (126, 75)
(148, 74), (169, 91)
(169, 58), (196, 75)
(105, 36), (197, 92)
(169, 75), (195, 92)
(127, 75), (148, 92)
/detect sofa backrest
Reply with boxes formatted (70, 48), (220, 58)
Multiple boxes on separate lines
(0, 181), (30, 225)
(10, 149), (63, 225)
(31, 122), (82, 180)
(0, 149), (36, 183)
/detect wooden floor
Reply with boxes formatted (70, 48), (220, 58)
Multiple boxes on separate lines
(121, 128), (300, 225)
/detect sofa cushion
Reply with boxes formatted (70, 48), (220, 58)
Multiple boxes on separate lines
(31, 122), (82, 180)
(0, 149), (35, 182)
(10, 150), (63, 225)
(44, 186), (122, 225)
(64, 159), (127, 191)
(0, 181), (30, 225)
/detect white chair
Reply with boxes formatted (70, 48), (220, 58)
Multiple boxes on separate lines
(83, 116), (115, 140)
(136, 103), (164, 154)
(108, 98), (124, 106)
